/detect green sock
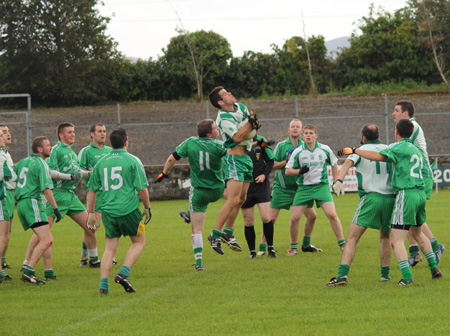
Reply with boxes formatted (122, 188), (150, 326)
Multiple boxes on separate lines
(0, 269), (5, 281)
(212, 228), (223, 239)
(398, 260), (412, 282)
(338, 240), (346, 248)
(1, 256), (5, 265)
(223, 226), (234, 237)
(89, 256), (99, 263)
(194, 247), (203, 266)
(24, 265), (35, 276)
(430, 238), (439, 254)
(381, 266), (390, 279)
(302, 236), (311, 248)
(44, 269), (55, 278)
(258, 244), (267, 252)
(118, 265), (130, 278)
(290, 243), (299, 250)
(409, 244), (419, 257)
(99, 278), (109, 293)
(337, 264), (350, 278)
(424, 251), (438, 270)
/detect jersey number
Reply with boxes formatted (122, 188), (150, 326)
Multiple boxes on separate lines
(103, 167), (123, 191)
(17, 167), (29, 188)
(199, 151), (210, 171)
(410, 154), (422, 179)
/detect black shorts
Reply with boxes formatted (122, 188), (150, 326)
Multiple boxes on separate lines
(241, 182), (271, 209)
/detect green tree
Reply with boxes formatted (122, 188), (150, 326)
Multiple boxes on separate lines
(160, 30), (232, 101)
(272, 35), (331, 95)
(0, 0), (121, 106)
(333, 6), (435, 89)
(409, 0), (450, 89)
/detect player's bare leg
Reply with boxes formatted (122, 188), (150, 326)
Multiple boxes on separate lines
(0, 220), (10, 268)
(320, 201), (345, 250)
(71, 211), (100, 266)
(288, 205), (308, 255)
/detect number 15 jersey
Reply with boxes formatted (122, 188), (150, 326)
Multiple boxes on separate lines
(88, 148), (148, 217)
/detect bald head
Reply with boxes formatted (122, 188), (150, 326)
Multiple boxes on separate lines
(361, 124), (379, 141)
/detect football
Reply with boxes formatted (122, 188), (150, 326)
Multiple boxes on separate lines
(238, 120), (257, 140)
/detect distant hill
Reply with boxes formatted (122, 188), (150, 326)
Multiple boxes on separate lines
(325, 36), (351, 58)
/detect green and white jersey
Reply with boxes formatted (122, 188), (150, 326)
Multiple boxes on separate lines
(0, 149), (15, 183)
(286, 141), (337, 186)
(78, 142), (112, 171)
(216, 102), (253, 151)
(46, 141), (81, 191)
(78, 142), (112, 191)
(175, 136), (227, 189)
(14, 154), (53, 201)
(409, 117), (432, 179)
(1, 149), (16, 190)
(88, 148), (148, 217)
(348, 140), (394, 197)
(273, 137), (302, 190)
(379, 138), (424, 192)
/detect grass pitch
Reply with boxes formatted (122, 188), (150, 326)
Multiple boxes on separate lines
(1, 190), (449, 335)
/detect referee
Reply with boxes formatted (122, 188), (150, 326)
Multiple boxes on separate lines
(241, 134), (276, 258)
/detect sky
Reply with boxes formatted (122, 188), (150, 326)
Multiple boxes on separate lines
(97, 0), (409, 60)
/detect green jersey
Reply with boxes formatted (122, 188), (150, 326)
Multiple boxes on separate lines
(175, 136), (227, 189)
(379, 138), (424, 192)
(216, 102), (253, 151)
(286, 141), (337, 186)
(348, 140), (394, 197)
(46, 141), (81, 191)
(272, 137), (302, 190)
(88, 148), (148, 217)
(78, 142), (112, 191)
(409, 117), (433, 179)
(14, 154), (53, 201)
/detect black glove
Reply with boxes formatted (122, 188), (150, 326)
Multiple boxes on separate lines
(257, 138), (275, 148)
(337, 147), (356, 156)
(54, 208), (62, 223)
(247, 111), (261, 130)
(142, 208), (152, 225)
(299, 166), (310, 175)
(155, 172), (168, 183)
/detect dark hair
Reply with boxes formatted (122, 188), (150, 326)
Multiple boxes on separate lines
(208, 86), (224, 109)
(32, 136), (48, 153)
(110, 128), (127, 149)
(303, 124), (317, 134)
(396, 119), (414, 138)
(395, 101), (414, 117)
(197, 119), (214, 137)
(57, 122), (74, 140)
(361, 124), (379, 141)
(89, 123), (105, 138)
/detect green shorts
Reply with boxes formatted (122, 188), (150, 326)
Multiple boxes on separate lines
(424, 177), (433, 200)
(189, 186), (224, 213)
(392, 189), (426, 226)
(270, 187), (296, 210)
(223, 154), (253, 183)
(17, 198), (49, 231)
(0, 189), (15, 221)
(293, 183), (333, 208)
(46, 190), (86, 218)
(102, 207), (145, 238)
(87, 190), (104, 213)
(352, 193), (395, 231)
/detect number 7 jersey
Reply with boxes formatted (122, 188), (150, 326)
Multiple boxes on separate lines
(88, 148), (148, 217)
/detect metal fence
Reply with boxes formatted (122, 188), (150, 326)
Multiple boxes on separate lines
(1, 93), (449, 166)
